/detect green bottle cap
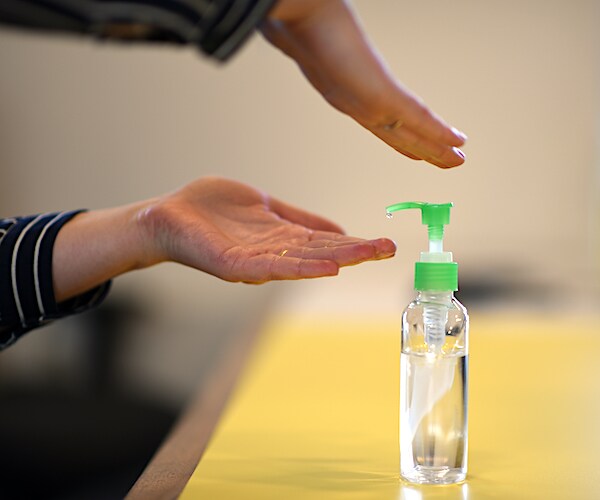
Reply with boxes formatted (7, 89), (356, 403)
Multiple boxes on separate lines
(415, 262), (458, 291)
(386, 201), (458, 291)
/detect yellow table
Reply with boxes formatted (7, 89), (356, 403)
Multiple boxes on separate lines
(180, 314), (600, 500)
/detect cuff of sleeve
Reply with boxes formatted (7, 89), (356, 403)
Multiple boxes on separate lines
(0, 210), (111, 349)
(200, 0), (278, 61)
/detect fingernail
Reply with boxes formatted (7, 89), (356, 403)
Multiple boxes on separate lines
(453, 147), (465, 160)
(452, 127), (468, 142)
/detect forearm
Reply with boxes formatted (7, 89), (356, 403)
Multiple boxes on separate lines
(52, 199), (157, 302)
(263, 1), (393, 124)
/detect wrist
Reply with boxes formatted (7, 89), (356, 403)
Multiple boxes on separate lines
(52, 200), (160, 302)
(133, 196), (171, 268)
(267, 0), (337, 23)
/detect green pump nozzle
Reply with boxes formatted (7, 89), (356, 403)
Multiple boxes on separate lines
(386, 201), (458, 292)
(386, 201), (453, 253)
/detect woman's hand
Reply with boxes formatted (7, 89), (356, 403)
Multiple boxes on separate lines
(52, 177), (396, 301)
(262, 0), (467, 169)
(138, 177), (396, 282)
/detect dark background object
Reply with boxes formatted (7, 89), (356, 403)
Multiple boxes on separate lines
(0, 298), (178, 500)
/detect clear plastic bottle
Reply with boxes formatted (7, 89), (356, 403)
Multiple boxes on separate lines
(386, 201), (469, 485)
(400, 290), (468, 484)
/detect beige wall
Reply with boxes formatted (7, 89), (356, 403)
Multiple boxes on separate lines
(0, 0), (598, 400)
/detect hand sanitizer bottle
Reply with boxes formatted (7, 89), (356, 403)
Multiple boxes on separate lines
(386, 201), (469, 485)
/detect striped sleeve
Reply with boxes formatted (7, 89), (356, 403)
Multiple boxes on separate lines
(0, 210), (111, 350)
(0, 0), (278, 61)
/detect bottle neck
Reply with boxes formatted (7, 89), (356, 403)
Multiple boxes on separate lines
(416, 290), (454, 304)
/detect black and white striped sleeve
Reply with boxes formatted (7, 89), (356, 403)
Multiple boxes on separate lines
(0, 210), (111, 350)
(0, 0), (278, 61)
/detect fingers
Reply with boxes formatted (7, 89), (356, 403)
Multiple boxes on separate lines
(268, 196), (345, 234)
(226, 237), (396, 283)
(385, 94), (467, 149)
(374, 95), (467, 168)
(236, 254), (340, 283)
(287, 238), (396, 266)
(376, 122), (466, 169)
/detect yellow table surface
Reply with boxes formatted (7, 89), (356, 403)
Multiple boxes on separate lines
(181, 313), (600, 500)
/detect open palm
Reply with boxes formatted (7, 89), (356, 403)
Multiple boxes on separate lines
(141, 177), (396, 283)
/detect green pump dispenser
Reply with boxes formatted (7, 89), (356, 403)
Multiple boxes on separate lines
(386, 202), (458, 292)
